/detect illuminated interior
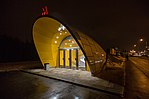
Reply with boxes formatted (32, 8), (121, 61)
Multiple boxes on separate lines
(33, 17), (106, 76)
(59, 36), (87, 70)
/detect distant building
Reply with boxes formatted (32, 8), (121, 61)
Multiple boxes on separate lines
(110, 48), (116, 55)
(32, 17), (106, 76)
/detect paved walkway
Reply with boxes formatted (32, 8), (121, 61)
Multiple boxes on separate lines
(22, 68), (124, 96)
(124, 58), (149, 99)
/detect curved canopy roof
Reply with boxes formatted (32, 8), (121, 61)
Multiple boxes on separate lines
(33, 16), (106, 76)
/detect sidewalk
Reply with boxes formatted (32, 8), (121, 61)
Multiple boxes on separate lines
(22, 68), (124, 96)
(0, 61), (42, 72)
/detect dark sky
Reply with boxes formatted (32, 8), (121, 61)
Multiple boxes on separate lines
(0, 0), (149, 50)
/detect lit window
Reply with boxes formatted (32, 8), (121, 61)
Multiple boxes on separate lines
(95, 52), (99, 54)
(101, 53), (104, 56)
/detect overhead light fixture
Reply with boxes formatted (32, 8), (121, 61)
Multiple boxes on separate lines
(56, 36), (59, 39)
(58, 27), (61, 31)
(58, 24), (66, 31)
(54, 41), (57, 44)
(61, 25), (65, 30)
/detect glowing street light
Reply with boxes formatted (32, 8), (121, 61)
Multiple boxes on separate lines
(140, 38), (143, 42)
(139, 38), (148, 48)
(138, 38), (148, 56)
(132, 38), (148, 56)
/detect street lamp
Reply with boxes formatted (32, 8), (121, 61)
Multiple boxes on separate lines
(131, 38), (148, 56)
(139, 38), (148, 49)
(139, 38), (148, 56)
(140, 38), (143, 42)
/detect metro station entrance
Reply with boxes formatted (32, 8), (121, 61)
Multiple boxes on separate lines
(58, 36), (87, 70)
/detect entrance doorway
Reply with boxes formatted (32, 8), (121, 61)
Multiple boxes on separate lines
(58, 36), (87, 70)
(59, 48), (87, 70)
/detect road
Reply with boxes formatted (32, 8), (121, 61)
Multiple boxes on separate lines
(124, 57), (149, 99)
(1, 57), (148, 99)
(0, 71), (120, 99)
(130, 57), (149, 78)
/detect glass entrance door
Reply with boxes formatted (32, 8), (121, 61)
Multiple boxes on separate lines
(59, 48), (86, 70)
(59, 48), (78, 69)
(59, 49), (65, 67)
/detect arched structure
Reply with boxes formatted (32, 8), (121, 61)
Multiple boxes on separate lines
(33, 17), (106, 76)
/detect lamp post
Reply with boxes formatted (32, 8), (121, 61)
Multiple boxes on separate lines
(139, 38), (148, 49)
(131, 38), (148, 56)
(139, 38), (144, 52)
(139, 38), (148, 55)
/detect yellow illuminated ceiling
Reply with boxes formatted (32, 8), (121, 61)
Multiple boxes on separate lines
(33, 16), (106, 76)
(59, 36), (78, 49)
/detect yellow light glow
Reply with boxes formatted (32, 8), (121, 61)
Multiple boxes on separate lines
(54, 41), (57, 43)
(56, 36), (59, 39)
(58, 27), (61, 31)
(70, 44), (72, 47)
(60, 33), (62, 35)
(101, 53), (104, 56)
(65, 32), (67, 34)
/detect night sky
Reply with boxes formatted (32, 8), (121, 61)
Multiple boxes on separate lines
(0, 0), (149, 50)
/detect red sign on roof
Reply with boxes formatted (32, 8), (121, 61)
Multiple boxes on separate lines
(42, 6), (48, 16)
